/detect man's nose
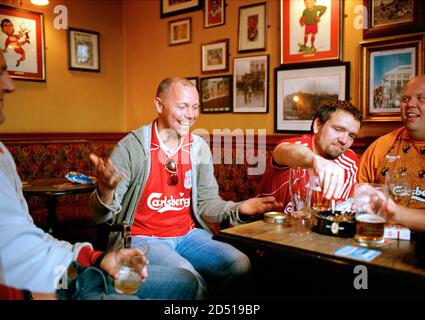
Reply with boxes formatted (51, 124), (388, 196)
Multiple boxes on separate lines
(338, 132), (349, 144)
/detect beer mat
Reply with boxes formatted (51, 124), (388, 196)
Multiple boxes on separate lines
(334, 245), (381, 261)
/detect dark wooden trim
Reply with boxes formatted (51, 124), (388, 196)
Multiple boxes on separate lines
(0, 132), (126, 145)
(0, 132), (378, 155)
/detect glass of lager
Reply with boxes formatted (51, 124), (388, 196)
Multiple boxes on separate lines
(385, 171), (413, 206)
(113, 240), (149, 295)
(354, 183), (389, 246)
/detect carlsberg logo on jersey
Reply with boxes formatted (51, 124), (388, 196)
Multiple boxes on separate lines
(147, 192), (191, 213)
(412, 186), (425, 203)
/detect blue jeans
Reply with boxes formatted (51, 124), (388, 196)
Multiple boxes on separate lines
(132, 228), (251, 299)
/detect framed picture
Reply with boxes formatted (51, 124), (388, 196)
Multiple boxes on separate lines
(363, 0), (425, 39)
(233, 55), (269, 113)
(201, 39), (229, 74)
(275, 61), (349, 133)
(238, 2), (267, 53)
(161, 0), (202, 18)
(204, 0), (225, 28)
(0, 5), (45, 81)
(169, 18), (191, 46)
(200, 75), (232, 113)
(68, 28), (100, 72)
(187, 76), (199, 91)
(360, 33), (424, 122)
(279, 0), (342, 65)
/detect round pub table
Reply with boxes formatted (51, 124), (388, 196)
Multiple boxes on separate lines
(22, 177), (96, 235)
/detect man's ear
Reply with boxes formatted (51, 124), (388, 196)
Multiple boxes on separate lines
(154, 97), (162, 114)
(312, 118), (321, 134)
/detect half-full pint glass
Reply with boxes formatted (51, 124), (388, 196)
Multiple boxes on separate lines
(354, 183), (388, 246)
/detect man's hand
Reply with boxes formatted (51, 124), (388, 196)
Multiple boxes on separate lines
(299, 16), (306, 26)
(239, 196), (283, 216)
(100, 248), (148, 283)
(89, 153), (125, 205)
(313, 155), (344, 200)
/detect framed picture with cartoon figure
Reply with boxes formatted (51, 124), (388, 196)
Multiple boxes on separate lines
(279, 0), (342, 65)
(0, 5), (45, 81)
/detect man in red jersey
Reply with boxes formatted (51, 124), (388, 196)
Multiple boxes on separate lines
(258, 100), (362, 214)
(89, 77), (283, 298)
(0, 53), (198, 300)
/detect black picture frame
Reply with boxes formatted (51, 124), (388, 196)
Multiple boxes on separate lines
(363, 0), (425, 39)
(160, 0), (203, 19)
(200, 75), (233, 113)
(68, 28), (100, 72)
(274, 61), (350, 133)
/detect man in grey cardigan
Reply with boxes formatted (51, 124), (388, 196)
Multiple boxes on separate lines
(90, 77), (282, 298)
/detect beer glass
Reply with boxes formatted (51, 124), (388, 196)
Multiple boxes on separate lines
(385, 171), (413, 206)
(288, 167), (312, 219)
(354, 183), (389, 246)
(309, 170), (331, 214)
(114, 240), (149, 295)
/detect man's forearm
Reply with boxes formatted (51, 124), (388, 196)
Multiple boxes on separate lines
(273, 144), (315, 168)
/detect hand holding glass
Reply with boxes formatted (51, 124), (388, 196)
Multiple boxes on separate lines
(354, 183), (389, 246)
(114, 241), (149, 295)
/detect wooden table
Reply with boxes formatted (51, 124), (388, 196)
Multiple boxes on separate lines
(22, 178), (96, 235)
(215, 218), (425, 299)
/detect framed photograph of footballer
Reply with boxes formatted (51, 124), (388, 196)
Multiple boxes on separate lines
(275, 61), (349, 133)
(0, 4), (45, 81)
(279, 0), (342, 65)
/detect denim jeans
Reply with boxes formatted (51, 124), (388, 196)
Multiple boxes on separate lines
(132, 228), (251, 299)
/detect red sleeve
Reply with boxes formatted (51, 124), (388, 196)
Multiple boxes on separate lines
(0, 284), (25, 300)
(76, 246), (104, 267)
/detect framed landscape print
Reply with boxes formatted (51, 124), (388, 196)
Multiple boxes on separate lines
(233, 55), (269, 113)
(169, 17), (191, 46)
(360, 33), (424, 122)
(363, 0), (425, 39)
(204, 0), (225, 28)
(68, 28), (100, 72)
(160, 0), (202, 18)
(238, 2), (267, 53)
(0, 5), (45, 81)
(275, 62), (349, 132)
(200, 75), (232, 113)
(279, 0), (342, 65)
(201, 39), (229, 73)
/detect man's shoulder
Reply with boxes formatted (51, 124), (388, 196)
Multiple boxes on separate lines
(276, 134), (311, 148)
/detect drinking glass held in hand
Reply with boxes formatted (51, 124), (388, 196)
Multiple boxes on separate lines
(113, 240), (149, 295)
(385, 171), (413, 206)
(353, 183), (389, 247)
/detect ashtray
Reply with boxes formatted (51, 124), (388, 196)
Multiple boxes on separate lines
(312, 210), (356, 238)
(264, 212), (287, 224)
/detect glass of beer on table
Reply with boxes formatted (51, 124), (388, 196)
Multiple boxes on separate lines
(353, 183), (389, 246)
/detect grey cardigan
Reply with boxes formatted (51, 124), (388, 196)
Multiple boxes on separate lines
(90, 122), (245, 245)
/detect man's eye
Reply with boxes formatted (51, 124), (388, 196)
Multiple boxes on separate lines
(417, 95), (425, 103)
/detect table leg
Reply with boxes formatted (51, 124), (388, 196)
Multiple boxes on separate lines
(46, 196), (58, 235)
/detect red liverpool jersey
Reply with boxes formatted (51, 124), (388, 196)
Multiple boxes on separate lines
(131, 123), (195, 237)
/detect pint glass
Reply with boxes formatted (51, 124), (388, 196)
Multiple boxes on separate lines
(354, 183), (389, 246)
